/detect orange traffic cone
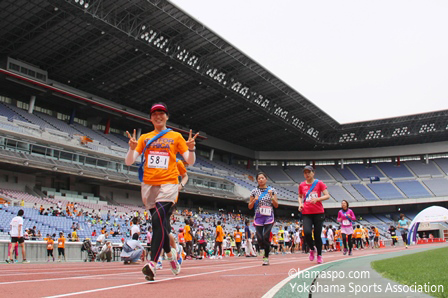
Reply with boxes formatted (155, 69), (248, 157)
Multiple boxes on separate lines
(380, 240), (385, 248)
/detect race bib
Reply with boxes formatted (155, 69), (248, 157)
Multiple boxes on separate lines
(58, 241), (63, 246)
(147, 151), (169, 169)
(342, 220), (350, 225)
(47, 244), (52, 249)
(259, 206), (272, 216)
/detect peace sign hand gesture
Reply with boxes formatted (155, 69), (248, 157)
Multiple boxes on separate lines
(186, 129), (199, 150)
(126, 129), (138, 150)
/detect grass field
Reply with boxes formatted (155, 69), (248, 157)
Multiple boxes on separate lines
(371, 247), (448, 298)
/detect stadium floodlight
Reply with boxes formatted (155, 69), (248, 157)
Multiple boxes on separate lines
(142, 25), (146, 30)
(84, 3), (88, 8)
(105, 176), (109, 180)
(23, 161), (29, 166)
(75, 0), (79, 3)
(79, 171), (84, 176)
(80, 0), (84, 5)
(52, 166), (58, 171)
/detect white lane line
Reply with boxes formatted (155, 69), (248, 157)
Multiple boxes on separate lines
(44, 259), (299, 298)
(0, 256), (280, 285)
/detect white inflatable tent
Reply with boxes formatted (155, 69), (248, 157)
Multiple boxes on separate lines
(407, 206), (448, 245)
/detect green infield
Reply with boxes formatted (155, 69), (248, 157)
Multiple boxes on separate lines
(371, 246), (448, 298)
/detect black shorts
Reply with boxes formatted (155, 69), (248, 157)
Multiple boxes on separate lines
(285, 241), (290, 247)
(374, 237), (379, 242)
(47, 249), (54, 256)
(278, 241), (284, 245)
(58, 248), (65, 256)
(11, 237), (24, 244)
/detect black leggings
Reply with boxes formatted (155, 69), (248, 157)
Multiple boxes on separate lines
(302, 213), (325, 256)
(150, 202), (173, 262)
(401, 233), (408, 245)
(256, 224), (273, 258)
(186, 241), (193, 257)
(356, 238), (363, 248)
(342, 233), (353, 251)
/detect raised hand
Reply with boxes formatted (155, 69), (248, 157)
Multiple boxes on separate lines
(126, 129), (138, 150)
(186, 129), (199, 150)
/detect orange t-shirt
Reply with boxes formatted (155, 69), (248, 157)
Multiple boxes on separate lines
(177, 160), (187, 176)
(184, 225), (192, 242)
(178, 232), (185, 243)
(354, 229), (362, 238)
(47, 239), (54, 250)
(374, 228), (380, 237)
(334, 230), (341, 240)
(216, 226), (224, 242)
(234, 232), (242, 243)
(58, 237), (65, 248)
(135, 131), (188, 185)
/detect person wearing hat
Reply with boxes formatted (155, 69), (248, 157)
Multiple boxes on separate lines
(125, 102), (198, 281)
(298, 166), (330, 264)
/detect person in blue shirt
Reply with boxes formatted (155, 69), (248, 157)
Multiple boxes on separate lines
(397, 213), (410, 249)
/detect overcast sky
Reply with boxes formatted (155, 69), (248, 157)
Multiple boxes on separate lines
(170, 0), (448, 124)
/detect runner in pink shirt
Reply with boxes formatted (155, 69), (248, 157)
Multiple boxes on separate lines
(298, 166), (330, 264)
(337, 200), (356, 256)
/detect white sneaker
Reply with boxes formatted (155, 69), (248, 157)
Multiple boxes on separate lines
(156, 261), (163, 270)
(168, 247), (181, 275)
(218, 255), (222, 259)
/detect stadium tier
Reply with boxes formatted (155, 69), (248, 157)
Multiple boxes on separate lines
(1, 99), (448, 204)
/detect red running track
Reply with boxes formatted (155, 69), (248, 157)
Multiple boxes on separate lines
(0, 244), (443, 298)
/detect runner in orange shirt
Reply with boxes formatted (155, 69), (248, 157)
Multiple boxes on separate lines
(234, 226), (243, 256)
(46, 235), (55, 262)
(57, 232), (66, 262)
(371, 226), (380, 248)
(177, 228), (185, 252)
(183, 218), (193, 259)
(214, 221), (224, 259)
(125, 102), (198, 281)
(353, 225), (363, 250)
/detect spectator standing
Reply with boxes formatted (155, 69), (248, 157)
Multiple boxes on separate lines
(7, 210), (29, 263)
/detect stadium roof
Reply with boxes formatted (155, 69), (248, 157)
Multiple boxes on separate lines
(0, 0), (447, 151)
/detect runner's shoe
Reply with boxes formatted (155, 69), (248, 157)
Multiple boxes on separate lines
(348, 251), (353, 256)
(262, 257), (269, 266)
(309, 247), (316, 261)
(22, 260), (30, 264)
(317, 255), (323, 264)
(343, 248), (347, 256)
(156, 261), (163, 270)
(168, 247), (181, 275)
(142, 262), (156, 281)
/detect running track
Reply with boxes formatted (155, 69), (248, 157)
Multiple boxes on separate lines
(0, 243), (445, 298)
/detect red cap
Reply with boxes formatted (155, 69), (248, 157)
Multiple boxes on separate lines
(150, 103), (168, 115)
